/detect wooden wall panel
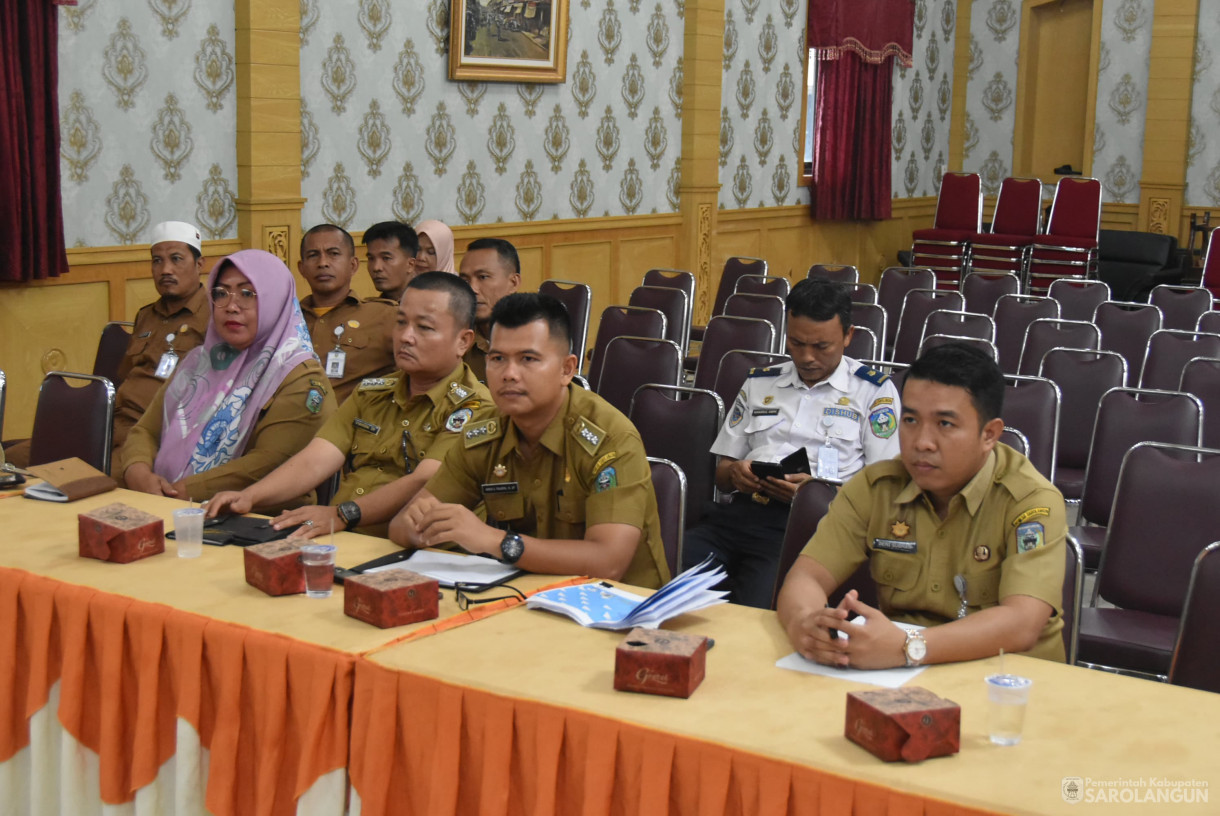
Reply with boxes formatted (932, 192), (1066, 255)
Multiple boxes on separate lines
(125, 279), (159, 322)
(618, 236), (679, 284)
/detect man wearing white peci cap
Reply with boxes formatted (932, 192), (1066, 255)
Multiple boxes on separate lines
(112, 221), (212, 462)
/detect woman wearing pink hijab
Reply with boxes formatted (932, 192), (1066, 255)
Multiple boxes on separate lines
(414, 219), (455, 274)
(121, 249), (337, 510)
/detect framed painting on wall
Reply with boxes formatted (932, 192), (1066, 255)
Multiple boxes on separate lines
(449, 0), (569, 83)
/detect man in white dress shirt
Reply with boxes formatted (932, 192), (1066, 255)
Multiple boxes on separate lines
(680, 278), (901, 607)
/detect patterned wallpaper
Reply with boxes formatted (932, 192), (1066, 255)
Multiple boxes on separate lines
(56, 0), (239, 247)
(716, 0), (809, 209)
(1092, 0), (1152, 205)
(1186, 6), (1220, 207)
(962, 0), (1020, 196)
(890, 0), (958, 199)
(299, 0), (683, 229)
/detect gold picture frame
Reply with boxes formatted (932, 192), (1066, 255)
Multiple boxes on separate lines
(449, 0), (569, 83)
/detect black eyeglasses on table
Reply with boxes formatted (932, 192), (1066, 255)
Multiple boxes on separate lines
(453, 582), (526, 611)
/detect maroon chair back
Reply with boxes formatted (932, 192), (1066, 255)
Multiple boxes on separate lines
(1038, 349), (1126, 499)
(877, 267), (936, 347)
(735, 274), (791, 299)
(692, 315), (776, 394)
(1018, 319), (1100, 377)
(539, 279), (592, 365)
(845, 282), (878, 304)
(28, 372), (117, 474)
(850, 303), (887, 359)
(629, 384), (723, 528)
(1197, 310), (1220, 334)
(1095, 301), (1163, 386)
(723, 293), (786, 353)
(1079, 388), (1203, 528)
(771, 478), (852, 610)
(920, 334), (998, 361)
(990, 176), (1043, 236)
(1201, 232), (1220, 299)
(711, 256), (768, 321)
(993, 294), (1060, 374)
(922, 310), (994, 344)
(1048, 278), (1110, 322)
(586, 306), (666, 387)
(960, 272), (1020, 317)
(892, 288), (964, 364)
(1001, 374), (1059, 482)
(629, 285), (690, 354)
(642, 268), (696, 307)
(1168, 541), (1220, 693)
(595, 336), (683, 416)
(1027, 178), (1102, 294)
(712, 349), (789, 419)
(647, 457), (687, 579)
(1062, 536), (1084, 665)
(1139, 330), (1220, 392)
(846, 326), (879, 360)
(1045, 177), (1102, 240)
(1180, 356), (1220, 449)
(1149, 285), (1213, 332)
(931, 172), (982, 231)
(807, 264), (860, 284)
(93, 321), (133, 387)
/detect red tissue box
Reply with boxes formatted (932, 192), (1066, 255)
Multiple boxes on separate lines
(613, 627), (709, 699)
(244, 539), (306, 596)
(845, 686), (961, 762)
(77, 503), (164, 563)
(343, 569), (439, 628)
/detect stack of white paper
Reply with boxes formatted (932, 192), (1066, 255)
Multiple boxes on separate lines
(526, 557), (728, 629)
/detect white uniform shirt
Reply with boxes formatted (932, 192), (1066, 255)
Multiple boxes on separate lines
(711, 357), (901, 481)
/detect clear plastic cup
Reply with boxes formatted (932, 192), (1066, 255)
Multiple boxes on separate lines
(299, 543), (336, 598)
(985, 673), (1033, 745)
(172, 508), (205, 559)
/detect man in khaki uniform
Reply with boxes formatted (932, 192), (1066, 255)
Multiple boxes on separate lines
(778, 343), (1067, 668)
(298, 224), (397, 404)
(206, 273), (492, 538)
(394, 292), (670, 589)
(457, 237), (520, 381)
(364, 220), (422, 304)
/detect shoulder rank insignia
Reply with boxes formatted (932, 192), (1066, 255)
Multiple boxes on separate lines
(854, 364), (890, 386)
(747, 366), (782, 378)
(358, 376), (398, 392)
(448, 381), (474, 405)
(463, 418), (501, 448)
(572, 416), (607, 456)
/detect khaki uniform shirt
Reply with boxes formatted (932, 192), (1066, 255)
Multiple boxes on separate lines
(121, 359), (337, 512)
(113, 286), (211, 453)
(301, 294), (397, 404)
(802, 444), (1067, 661)
(463, 328), (490, 382)
(314, 363), (493, 537)
(426, 385), (670, 589)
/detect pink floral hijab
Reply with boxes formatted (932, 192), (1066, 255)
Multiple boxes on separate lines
(153, 250), (316, 482)
(416, 219), (455, 274)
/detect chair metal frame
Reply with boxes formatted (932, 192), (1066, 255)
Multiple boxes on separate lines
(1036, 348), (1128, 496)
(850, 303), (888, 362)
(966, 177), (1044, 281)
(1063, 535), (1085, 666)
(31, 371), (117, 475)
(1025, 176), (1103, 294)
(692, 315), (778, 392)
(959, 270), (1022, 317)
(586, 305), (667, 381)
(1047, 278), (1111, 322)
(877, 266), (936, 347)
(1167, 540), (1220, 691)
(734, 274), (791, 299)
(893, 288), (965, 364)
(0, 369), (6, 442)
(846, 325), (879, 361)
(646, 456), (688, 579)
(999, 426), (1030, 456)
(93, 320), (135, 386)
(1149, 284), (1214, 332)
(630, 284), (692, 356)
(844, 282), (878, 304)
(597, 335), (684, 411)
(539, 280), (592, 367)
(723, 292), (787, 353)
(919, 333), (999, 361)
(919, 309), (995, 350)
(1138, 328), (1220, 391)
(910, 172), (983, 289)
(1017, 318), (1101, 377)
(1002, 372), (1062, 483)
(1195, 310), (1220, 334)
(629, 384), (725, 521)
(807, 264), (861, 284)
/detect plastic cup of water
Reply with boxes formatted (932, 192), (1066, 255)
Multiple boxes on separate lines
(173, 508), (204, 559)
(985, 673), (1033, 746)
(299, 543), (336, 598)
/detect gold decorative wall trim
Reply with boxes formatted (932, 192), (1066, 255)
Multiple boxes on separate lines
(696, 203), (712, 316)
(264, 225), (290, 263)
(1148, 198), (1170, 235)
(63, 240), (243, 268)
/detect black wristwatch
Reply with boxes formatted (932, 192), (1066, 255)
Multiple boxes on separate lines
(336, 501), (362, 530)
(499, 531), (525, 564)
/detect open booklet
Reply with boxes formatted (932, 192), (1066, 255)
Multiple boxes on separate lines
(525, 556), (729, 630)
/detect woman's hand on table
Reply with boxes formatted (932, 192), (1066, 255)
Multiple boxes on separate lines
(124, 463), (179, 498)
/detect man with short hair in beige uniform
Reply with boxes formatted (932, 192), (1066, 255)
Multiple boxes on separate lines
(778, 343), (1067, 668)
(206, 273), (493, 538)
(457, 237), (520, 382)
(393, 292), (669, 589)
(298, 223), (397, 405)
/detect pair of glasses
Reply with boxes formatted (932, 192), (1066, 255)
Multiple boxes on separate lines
(453, 582), (526, 611)
(210, 286), (258, 307)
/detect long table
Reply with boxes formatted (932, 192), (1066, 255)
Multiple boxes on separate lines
(1, 489), (1217, 815)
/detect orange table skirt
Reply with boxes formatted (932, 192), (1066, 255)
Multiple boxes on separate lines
(0, 567), (352, 816)
(349, 660), (994, 816)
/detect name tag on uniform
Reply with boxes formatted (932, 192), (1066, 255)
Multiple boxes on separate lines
(816, 445), (838, 480)
(752, 408), (780, 416)
(873, 538), (917, 554)
(154, 350), (178, 379)
(353, 418), (380, 434)
(482, 482), (519, 495)
(325, 349), (347, 378)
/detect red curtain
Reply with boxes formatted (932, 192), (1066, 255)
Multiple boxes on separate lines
(807, 0), (912, 222)
(0, 1), (70, 281)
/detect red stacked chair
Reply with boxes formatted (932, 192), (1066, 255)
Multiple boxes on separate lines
(1026, 177), (1103, 295)
(910, 172), (982, 290)
(966, 176), (1043, 280)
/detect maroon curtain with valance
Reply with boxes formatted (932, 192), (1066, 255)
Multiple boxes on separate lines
(808, 0), (913, 221)
(0, 0), (72, 281)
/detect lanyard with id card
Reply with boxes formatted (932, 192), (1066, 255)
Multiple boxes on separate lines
(154, 332), (179, 379)
(325, 325), (347, 379)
